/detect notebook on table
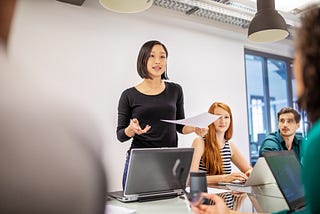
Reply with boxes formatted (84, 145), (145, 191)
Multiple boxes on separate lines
(108, 147), (194, 203)
(262, 150), (305, 211)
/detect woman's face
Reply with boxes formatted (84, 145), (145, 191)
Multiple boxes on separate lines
(213, 107), (230, 133)
(147, 44), (167, 79)
(293, 50), (304, 98)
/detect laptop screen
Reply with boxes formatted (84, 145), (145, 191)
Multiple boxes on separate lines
(125, 148), (194, 196)
(263, 150), (305, 211)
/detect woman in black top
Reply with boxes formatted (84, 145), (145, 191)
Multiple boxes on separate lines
(117, 40), (206, 188)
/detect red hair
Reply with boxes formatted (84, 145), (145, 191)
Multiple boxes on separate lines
(202, 102), (233, 175)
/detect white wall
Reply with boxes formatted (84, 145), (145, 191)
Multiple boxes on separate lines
(8, 0), (293, 191)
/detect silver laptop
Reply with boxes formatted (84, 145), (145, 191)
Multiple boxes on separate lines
(248, 193), (289, 213)
(108, 147), (194, 202)
(219, 156), (276, 187)
(263, 150), (305, 211)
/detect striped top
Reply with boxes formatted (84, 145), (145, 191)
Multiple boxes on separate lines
(217, 192), (234, 209)
(199, 140), (233, 208)
(199, 140), (232, 175)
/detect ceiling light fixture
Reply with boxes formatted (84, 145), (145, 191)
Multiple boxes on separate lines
(99, 0), (154, 13)
(248, 0), (289, 43)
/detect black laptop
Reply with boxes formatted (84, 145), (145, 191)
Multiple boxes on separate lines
(108, 147), (194, 202)
(262, 150), (306, 211)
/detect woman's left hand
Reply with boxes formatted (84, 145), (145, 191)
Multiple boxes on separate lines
(244, 168), (253, 177)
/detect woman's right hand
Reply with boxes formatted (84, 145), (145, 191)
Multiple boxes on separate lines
(125, 118), (151, 137)
(194, 127), (208, 137)
(223, 172), (248, 183)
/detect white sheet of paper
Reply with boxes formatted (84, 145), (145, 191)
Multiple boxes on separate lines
(185, 187), (230, 194)
(161, 112), (220, 128)
(105, 204), (136, 214)
(207, 187), (231, 194)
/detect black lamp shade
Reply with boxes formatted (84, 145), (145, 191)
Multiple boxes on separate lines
(248, 0), (289, 43)
(56, 0), (85, 6)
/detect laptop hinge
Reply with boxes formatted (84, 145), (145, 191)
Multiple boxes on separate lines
(138, 192), (178, 202)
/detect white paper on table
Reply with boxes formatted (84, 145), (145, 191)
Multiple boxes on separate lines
(105, 204), (136, 214)
(207, 187), (231, 194)
(161, 112), (220, 128)
(185, 187), (231, 194)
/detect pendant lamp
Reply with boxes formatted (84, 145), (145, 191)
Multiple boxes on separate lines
(99, 0), (154, 13)
(248, 0), (289, 43)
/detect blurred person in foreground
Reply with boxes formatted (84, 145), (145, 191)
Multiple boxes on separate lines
(191, 4), (320, 214)
(0, 1), (107, 213)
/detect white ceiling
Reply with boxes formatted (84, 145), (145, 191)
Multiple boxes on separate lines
(250, 0), (319, 13)
(153, 0), (319, 42)
(56, 0), (318, 43)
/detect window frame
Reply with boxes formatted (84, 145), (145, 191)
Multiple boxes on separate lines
(244, 49), (298, 166)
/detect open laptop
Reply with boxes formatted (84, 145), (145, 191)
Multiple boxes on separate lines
(263, 150), (305, 211)
(218, 156), (276, 187)
(108, 147), (194, 202)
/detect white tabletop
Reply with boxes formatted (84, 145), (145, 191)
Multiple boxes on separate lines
(106, 196), (192, 214)
(106, 186), (288, 213)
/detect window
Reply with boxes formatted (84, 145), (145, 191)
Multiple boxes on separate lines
(244, 49), (308, 166)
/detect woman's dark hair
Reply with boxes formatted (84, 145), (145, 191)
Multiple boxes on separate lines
(136, 40), (169, 80)
(296, 5), (320, 123)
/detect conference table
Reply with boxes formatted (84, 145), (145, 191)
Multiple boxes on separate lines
(106, 183), (289, 213)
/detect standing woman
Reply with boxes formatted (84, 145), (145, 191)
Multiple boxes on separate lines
(117, 40), (205, 189)
(190, 102), (252, 184)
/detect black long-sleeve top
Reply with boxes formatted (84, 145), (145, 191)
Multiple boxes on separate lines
(116, 81), (185, 151)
